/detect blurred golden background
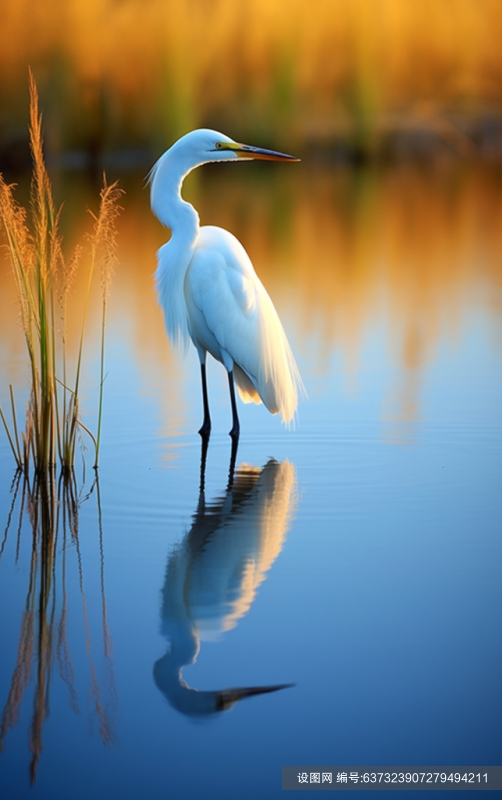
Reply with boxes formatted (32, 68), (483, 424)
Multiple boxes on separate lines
(1, 0), (502, 163)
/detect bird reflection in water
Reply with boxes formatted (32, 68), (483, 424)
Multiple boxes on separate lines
(154, 446), (298, 717)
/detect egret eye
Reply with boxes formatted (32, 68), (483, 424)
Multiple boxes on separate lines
(215, 142), (223, 149)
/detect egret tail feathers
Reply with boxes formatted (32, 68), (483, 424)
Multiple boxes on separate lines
(233, 322), (305, 425)
(256, 294), (305, 426)
(234, 365), (262, 406)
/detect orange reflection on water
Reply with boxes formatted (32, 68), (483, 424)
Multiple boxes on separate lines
(1, 162), (501, 434)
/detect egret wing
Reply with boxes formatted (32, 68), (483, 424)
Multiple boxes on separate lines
(186, 226), (302, 423)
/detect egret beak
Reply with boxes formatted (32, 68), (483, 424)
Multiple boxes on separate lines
(236, 143), (300, 161)
(215, 142), (300, 161)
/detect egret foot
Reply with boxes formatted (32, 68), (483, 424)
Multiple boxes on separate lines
(227, 434), (239, 489)
(198, 420), (211, 438)
(199, 435), (209, 492)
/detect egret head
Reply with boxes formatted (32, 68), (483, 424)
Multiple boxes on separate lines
(170, 128), (300, 164)
(149, 128), (299, 228)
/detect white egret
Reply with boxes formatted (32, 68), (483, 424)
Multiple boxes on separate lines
(149, 129), (304, 439)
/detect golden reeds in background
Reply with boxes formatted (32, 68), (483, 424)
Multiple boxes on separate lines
(0, 0), (501, 161)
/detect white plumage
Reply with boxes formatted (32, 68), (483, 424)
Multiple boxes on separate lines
(150, 128), (304, 437)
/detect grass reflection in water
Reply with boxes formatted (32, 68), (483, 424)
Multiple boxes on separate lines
(0, 469), (115, 783)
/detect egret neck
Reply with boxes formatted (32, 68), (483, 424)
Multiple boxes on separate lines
(150, 148), (202, 349)
(150, 148), (200, 244)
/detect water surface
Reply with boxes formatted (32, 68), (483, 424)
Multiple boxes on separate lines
(0, 160), (501, 799)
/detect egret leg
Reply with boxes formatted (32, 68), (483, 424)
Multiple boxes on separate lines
(227, 370), (240, 440)
(198, 364), (211, 438)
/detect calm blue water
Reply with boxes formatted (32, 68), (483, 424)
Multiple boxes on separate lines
(0, 163), (501, 799)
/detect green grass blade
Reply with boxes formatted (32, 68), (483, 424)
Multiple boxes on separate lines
(0, 404), (22, 468)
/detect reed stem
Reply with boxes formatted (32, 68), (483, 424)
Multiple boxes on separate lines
(0, 71), (122, 478)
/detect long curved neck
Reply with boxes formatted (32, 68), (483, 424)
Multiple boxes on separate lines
(150, 149), (200, 244)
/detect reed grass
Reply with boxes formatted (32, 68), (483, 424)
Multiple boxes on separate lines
(0, 72), (123, 476)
